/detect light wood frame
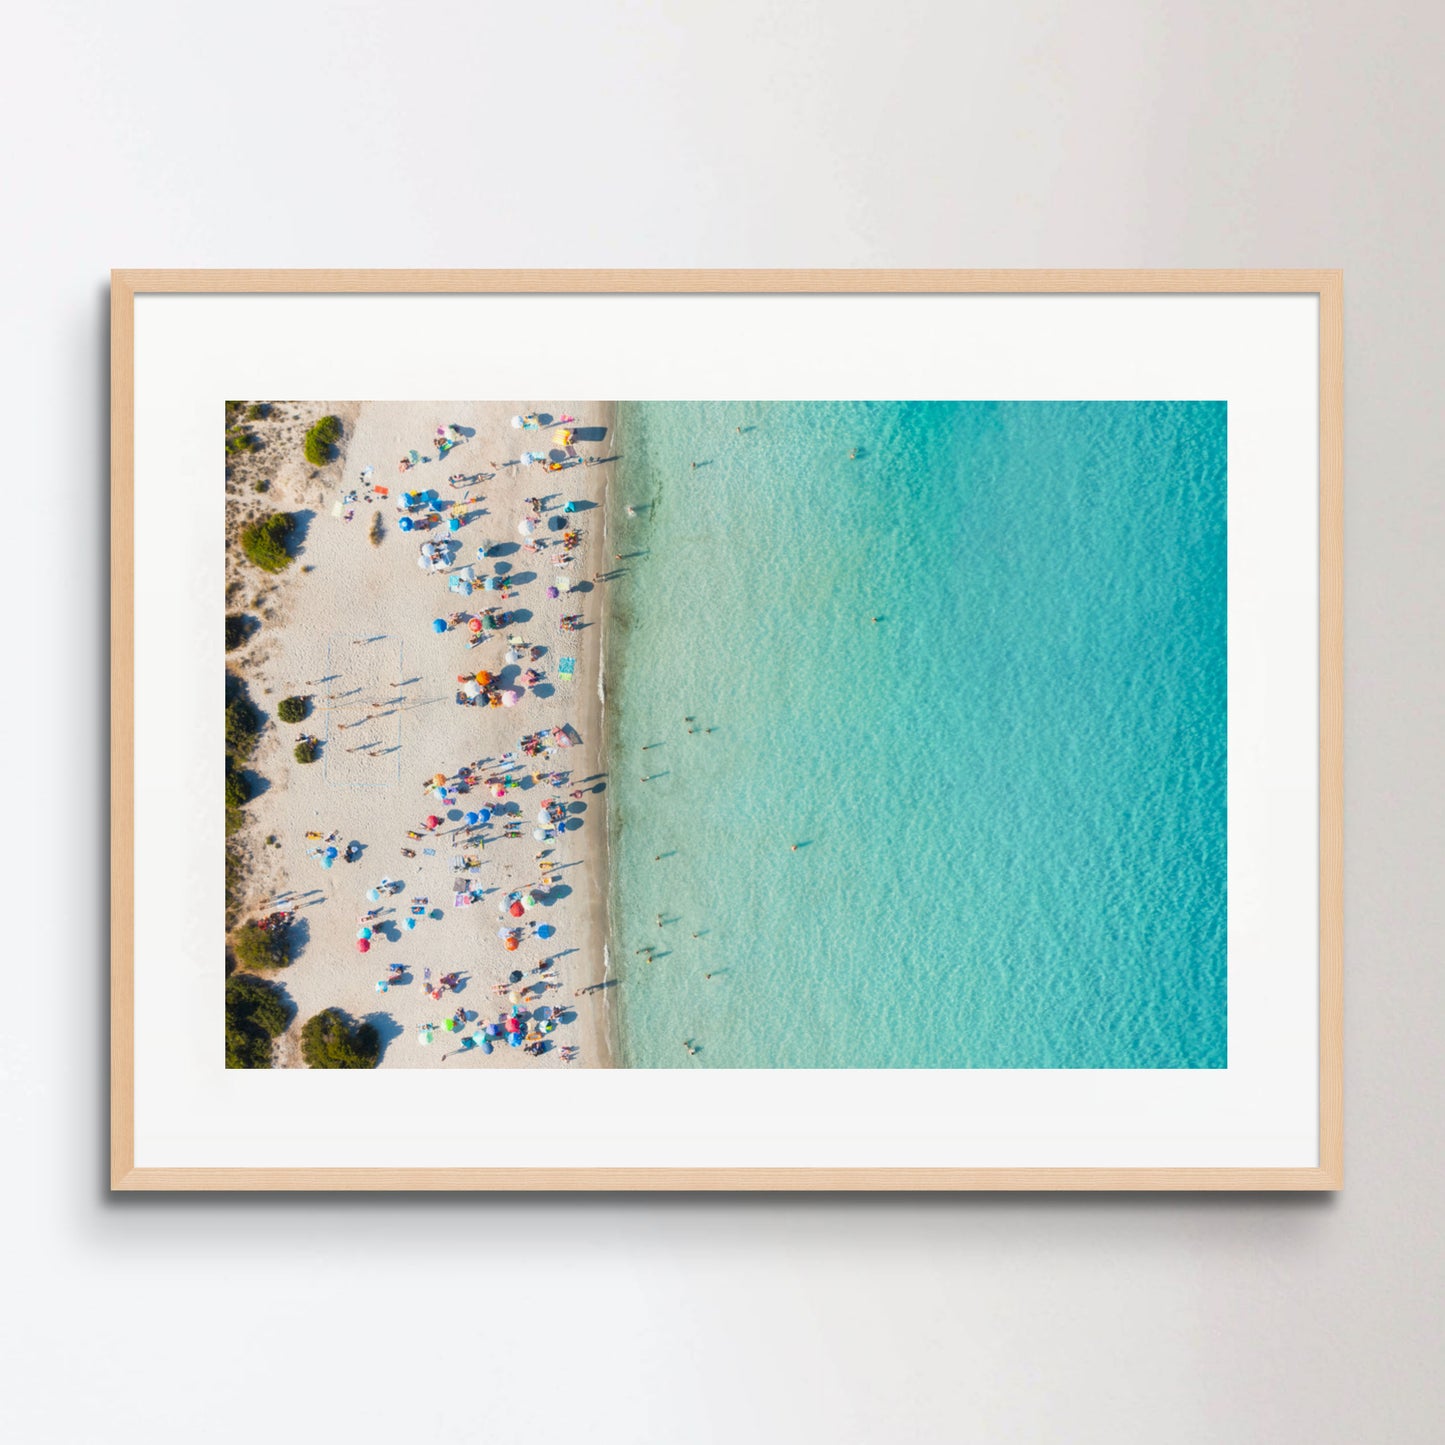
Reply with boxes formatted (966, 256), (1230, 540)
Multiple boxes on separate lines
(111, 269), (1343, 1191)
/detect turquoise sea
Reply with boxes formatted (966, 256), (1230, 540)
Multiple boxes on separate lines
(603, 401), (1226, 1068)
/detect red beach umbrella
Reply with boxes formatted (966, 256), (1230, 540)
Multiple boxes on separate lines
(425, 814), (441, 829)
(356, 939), (370, 953)
(468, 617), (483, 633)
(504, 936), (519, 951)
(509, 900), (525, 917)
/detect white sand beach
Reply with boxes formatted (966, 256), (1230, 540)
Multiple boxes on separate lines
(228, 400), (615, 1067)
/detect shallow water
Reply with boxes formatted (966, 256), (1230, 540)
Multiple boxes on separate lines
(604, 401), (1226, 1068)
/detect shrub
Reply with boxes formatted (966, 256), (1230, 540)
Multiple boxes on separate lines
(240, 512), (294, 573)
(301, 1009), (380, 1069)
(225, 693), (261, 762)
(253, 478), (270, 494)
(246, 402), (270, 422)
(369, 511), (384, 547)
(225, 426), (261, 456)
(225, 974), (290, 1069)
(294, 739), (317, 765)
(224, 613), (252, 651)
(303, 414), (343, 466)
(276, 695), (309, 724)
(225, 839), (245, 923)
(232, 920), (290, 972)
(224, 766), (251, 809)
(225, 805), (245, 837)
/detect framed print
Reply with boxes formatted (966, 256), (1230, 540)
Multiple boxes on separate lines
(111, 270), (1342, 1190)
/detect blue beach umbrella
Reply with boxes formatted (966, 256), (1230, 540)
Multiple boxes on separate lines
(536, 923), (555, 940)
(321, 856), (334, 869)
(325, 846), (338, 859)
(465, 811), (480, 826)
(479, 1036), (493, 1054)
(508, 1031), (524, 1048)
(367, 888), (380, 902)
(432, 618), (446, 634)
(484, 1022), (501, 1037)
(358, 927), (372, 940)
(398, 516), (413, 532)
(479, 808), (491, 824)
(405, 917), (417, 931)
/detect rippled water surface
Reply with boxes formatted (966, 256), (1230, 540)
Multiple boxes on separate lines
(604, 401), (1227, 1068)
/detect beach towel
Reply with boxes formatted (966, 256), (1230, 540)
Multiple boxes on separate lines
(558, 657), (576, 681)
(331, 501), (345, 518)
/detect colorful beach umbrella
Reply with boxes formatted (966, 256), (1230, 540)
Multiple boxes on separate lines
(367, 888), (380, 902)
(465, 811), (480, 826)
(545, 586), (559, 599)
(431, 618), (446, 633)
(504, 936), (519, 951)
(356, 938), (370, 953)
(357, 927), (372, 940)
(536, 924), (555, 940)
(468, 617), (482, 632)
(509, 900), (525, 917)
(425, 815), (441, 829)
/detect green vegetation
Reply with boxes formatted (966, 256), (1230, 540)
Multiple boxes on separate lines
(240, 512), (294, 573)
(225, 840), (245, 925)
(226, 426), (261, 456)
(225, 974), (290, 1069)
(225, 690), (261, 763)
(303, 414), (343, 466)
(232, 920), (291, 972)
(276, 695), (309, 724)
(224, 767), (251, 809)
(301, 1009), (380, 1069)
(246, 402), (270, 422)
(224, 613), (255, 651)
(369, 511), (384, 547)
(294, 739), (318, 765)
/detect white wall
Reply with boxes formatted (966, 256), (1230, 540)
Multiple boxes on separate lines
(1, 2), (1440, 1441)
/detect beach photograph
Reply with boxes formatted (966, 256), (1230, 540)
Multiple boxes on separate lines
(223, 399), (1227, 1070)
